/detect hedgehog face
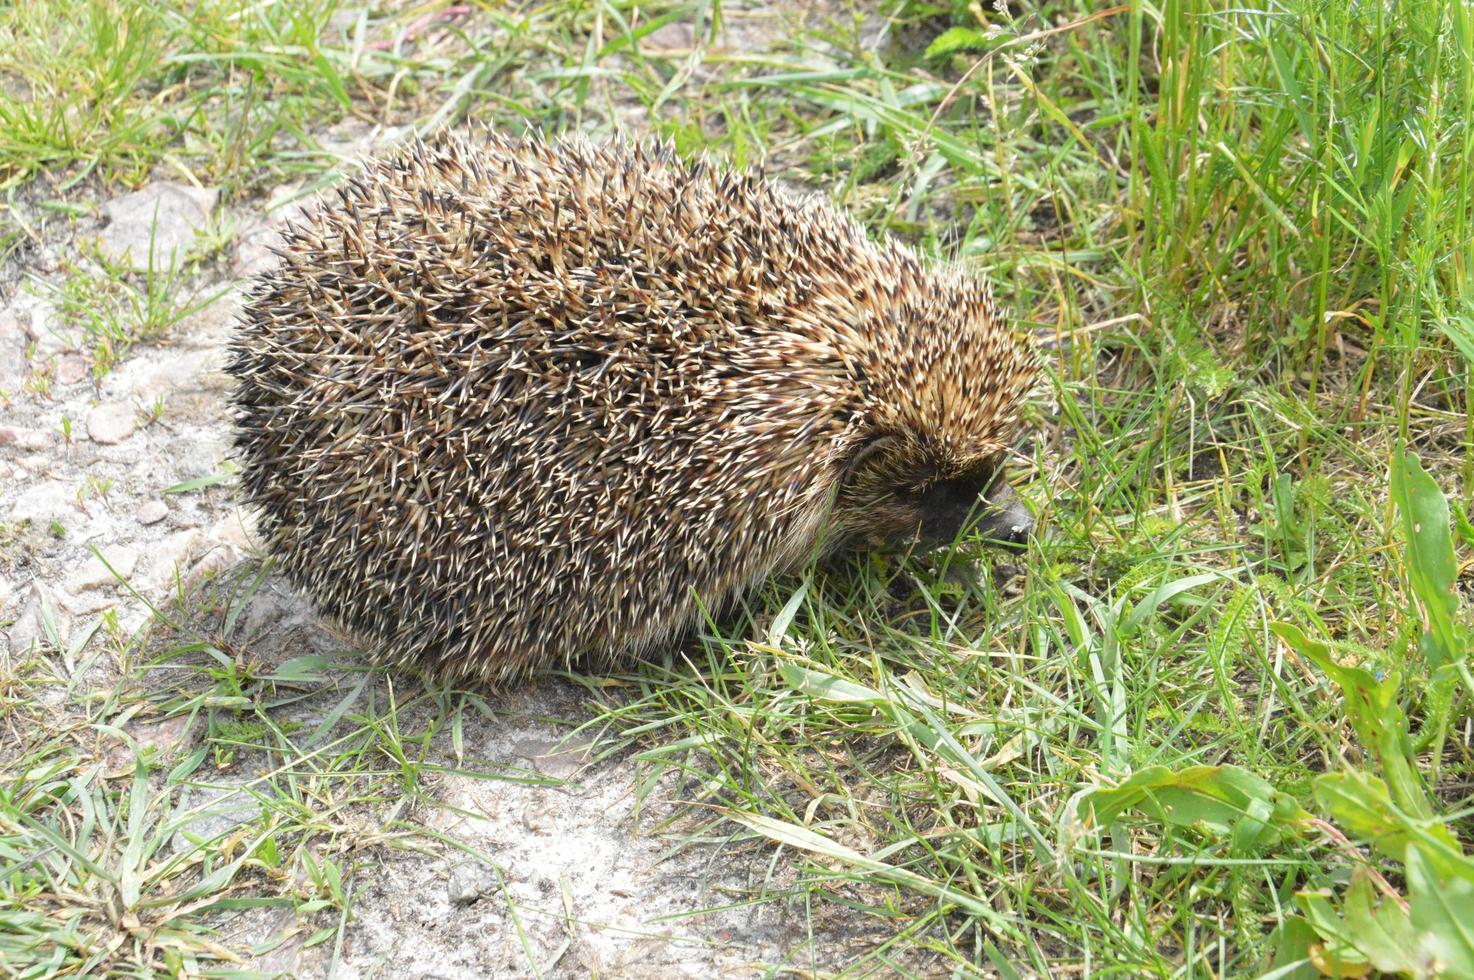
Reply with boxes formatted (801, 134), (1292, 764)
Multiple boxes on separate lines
(831, 437), (1032, 553)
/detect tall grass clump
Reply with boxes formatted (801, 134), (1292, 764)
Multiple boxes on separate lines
(1118, 0), (1474, 432)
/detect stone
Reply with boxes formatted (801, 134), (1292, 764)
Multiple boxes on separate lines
(130, 714), (191, 751)
(175, 291), (243, 346)
(85, 403), (137, 444)
(513, 737), (592, 780)
(170, 785), (262, 854)
(643, 21), (696, 51)
(68, 545), (141, 591)
(247, 912), (306, 978)
(10, 480), (72, 523)
(136, 499), (169, 525)
(96, 183), (219, 273)
(232, 228), (279, 278)
(160, 527), (204, 566)
(0, 426), (52, 451)
(207, 512), (254, 550)
(447, 864), (498, 906)
(102, 714), (192, 772)
(0, 309), (28, 390)
(58, 588), (117, 616)
(165, 437), (234, 491)
(143, 528), (203, 590)
(0, 307), (24, 344)
(102, 347), (217, 403)
(182, 548), (236, 591)
(4, 584), (66, 656)
(56, 355), (89, 386)
(174, 515), (253, 591)
(23, 302), (73, 357)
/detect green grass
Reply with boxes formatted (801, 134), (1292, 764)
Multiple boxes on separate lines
(3, 0), (1473, 975)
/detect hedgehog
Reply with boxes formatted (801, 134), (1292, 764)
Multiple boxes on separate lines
(227, 131), (1037, 686)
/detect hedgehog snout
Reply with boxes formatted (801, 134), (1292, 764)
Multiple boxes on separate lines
(915, 475), (1033, 551)
(970, 482), (1034, 551)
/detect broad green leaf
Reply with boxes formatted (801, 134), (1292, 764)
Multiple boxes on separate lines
(1313, 771), (1462, 870)
(1272, 623), (1431, 819)
(1390, 450), (1468, 671)
(777, 662), (884, 703)
(1312, 772), (1412, 859)
(766, 580), (810, 646)
(1340, 872), (1422, 975)
(1271, 624), (1401, 745)
(1076, 764), (1306, 852)
(1296, 890), (1374, 976)
(1266, 915), (1325, 980)
(1407, 844), (1474, 977)
(268, 655), (332, 684)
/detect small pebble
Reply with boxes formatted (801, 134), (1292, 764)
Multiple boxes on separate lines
(85, 404), (137, 445)
(0, 427), (52, 451)
(447, 864), (498, 906)
(522, 802), (557, 833)
(56, 355), (89, 386)
(69, 545), (141, 591)
(137, 500), (170, 525)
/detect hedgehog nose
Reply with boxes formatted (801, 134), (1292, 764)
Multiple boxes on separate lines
(988, 500), (1034, 549)
(976, 484), (1034, 551)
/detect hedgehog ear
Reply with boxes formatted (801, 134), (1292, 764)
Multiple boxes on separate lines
(841, 433), (896, 478)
